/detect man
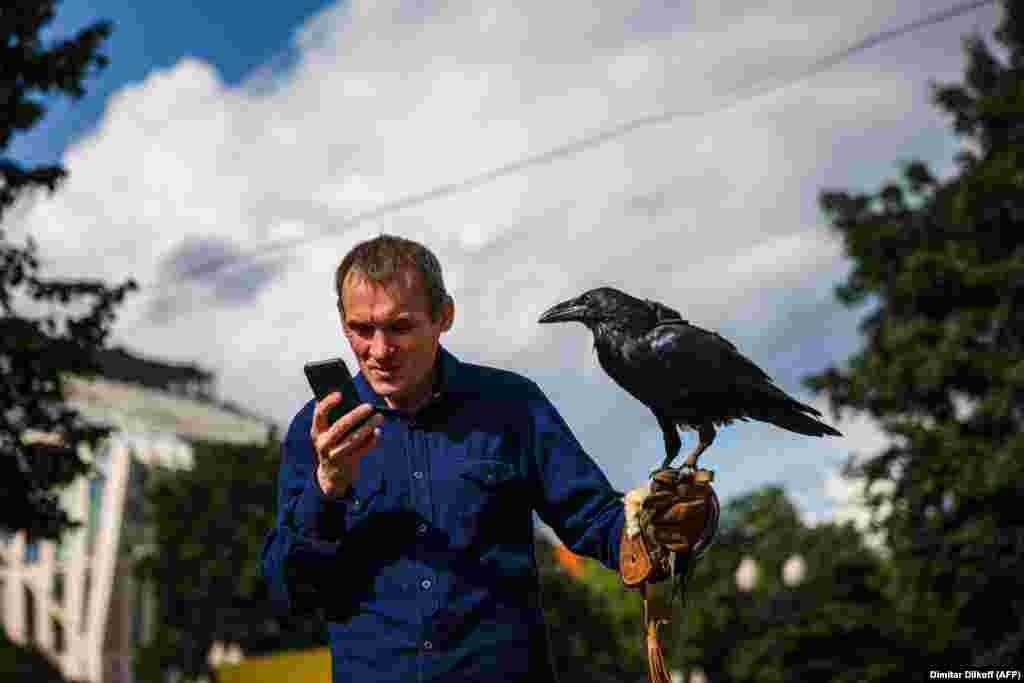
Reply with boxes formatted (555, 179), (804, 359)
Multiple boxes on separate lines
(261, 234), (707, 682)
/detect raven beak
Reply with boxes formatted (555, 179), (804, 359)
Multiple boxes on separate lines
(538, 297), (589, 324)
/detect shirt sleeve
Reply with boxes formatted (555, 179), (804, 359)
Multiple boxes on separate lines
(523, 381), (625, 572)
(260, 400), (353, 616)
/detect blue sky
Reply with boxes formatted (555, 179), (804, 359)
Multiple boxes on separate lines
(11, 0), (331, 166)
(3, 0), (1000, 529)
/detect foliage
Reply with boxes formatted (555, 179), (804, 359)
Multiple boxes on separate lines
(539, 487), (910, 683)
(667, 488), (908, 683)
(133, 431), (327, 683)
(536, 538), (648, 681)
(1, 0), (136, 538)
(806, 0), (1024, 667)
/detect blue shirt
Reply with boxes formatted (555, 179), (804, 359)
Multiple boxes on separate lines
(261, 346), (626, 683)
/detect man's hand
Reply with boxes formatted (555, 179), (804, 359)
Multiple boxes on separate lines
(621, 469), (718, 588)
(639, 469), (715, 554)
(311, 392), (384, 498)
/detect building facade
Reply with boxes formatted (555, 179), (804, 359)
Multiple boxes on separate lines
(0, 373), (270, 683)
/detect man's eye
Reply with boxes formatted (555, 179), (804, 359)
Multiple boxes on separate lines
(349, 322), (411, 336)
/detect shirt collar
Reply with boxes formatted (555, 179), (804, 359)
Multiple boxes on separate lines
(354, 345), (461, 413)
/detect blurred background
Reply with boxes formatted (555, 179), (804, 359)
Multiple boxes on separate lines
(1, 0), (1020, 680)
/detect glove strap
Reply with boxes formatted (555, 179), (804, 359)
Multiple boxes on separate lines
(640, 583), (673, 683)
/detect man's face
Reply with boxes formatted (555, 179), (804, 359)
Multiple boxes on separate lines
(340, 268), (453, 411)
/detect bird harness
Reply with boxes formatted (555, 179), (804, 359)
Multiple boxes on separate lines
(621, 468), (720, 683)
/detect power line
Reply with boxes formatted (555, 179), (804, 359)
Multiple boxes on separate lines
(151, 0), (996, 294)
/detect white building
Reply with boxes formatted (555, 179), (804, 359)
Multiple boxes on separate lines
(0, 372), (271, 683)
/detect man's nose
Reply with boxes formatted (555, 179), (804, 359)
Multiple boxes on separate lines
(369, 330), (396, 358)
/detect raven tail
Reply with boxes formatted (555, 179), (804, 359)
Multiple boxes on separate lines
(750, 401), (842, 438)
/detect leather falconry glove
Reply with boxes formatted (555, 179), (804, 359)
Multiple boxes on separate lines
(620, 468), (720, 683)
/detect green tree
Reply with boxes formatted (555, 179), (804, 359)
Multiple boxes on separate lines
(1, 0), (136, 538)
(133, 432), (327, 683)
(806, 0), (1024, 667)
(535, 538), (648, 681)
(670, 487), (907, 683)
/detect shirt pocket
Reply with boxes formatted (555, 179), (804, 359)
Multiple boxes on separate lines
(449, 459), (520, 549)
(345, 472), (386, 531)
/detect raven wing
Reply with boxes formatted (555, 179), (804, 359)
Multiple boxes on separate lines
(616, 320), (781, 418)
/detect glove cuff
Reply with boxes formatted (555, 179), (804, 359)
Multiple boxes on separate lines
(620, 528), (654, 588)
(623, 485), (649, 537)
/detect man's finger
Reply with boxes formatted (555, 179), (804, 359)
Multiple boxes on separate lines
(312, 391), (344, 436)
(326, 421), (381, 464)
(346, 425), (382, 461)
(326, 402), (377, 442)
(334, 414), (381, 455)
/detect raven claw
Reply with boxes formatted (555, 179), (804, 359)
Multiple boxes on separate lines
(648, 466), (681, 483)
(647, 464), (696, 482)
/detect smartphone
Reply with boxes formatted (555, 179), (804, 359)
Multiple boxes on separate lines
(303, 358), (376, 433)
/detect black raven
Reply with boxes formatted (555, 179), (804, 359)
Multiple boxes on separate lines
(538, 287), (841, 472)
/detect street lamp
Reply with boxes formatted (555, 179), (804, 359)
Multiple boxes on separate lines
(735, 556), (760, 592)
(782, 554), (806, 587)
(735, 553), (807, 591)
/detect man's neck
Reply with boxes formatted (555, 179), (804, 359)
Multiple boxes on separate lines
(385, 364), (437, 415)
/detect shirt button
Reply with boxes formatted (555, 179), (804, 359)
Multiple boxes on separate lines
(413, 471), (424, 480)
(417, 523), (428, 535)
(352, 498), (361, 509)
(423, 640), (433, 651)
(420, 579), (432, 590)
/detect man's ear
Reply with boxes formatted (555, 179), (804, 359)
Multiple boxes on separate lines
(441, 298), (455, 332)
(337, 301), (349, 332)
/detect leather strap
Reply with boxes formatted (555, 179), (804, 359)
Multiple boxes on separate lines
(641, 583), (673, 683)
(621, 467), (719, 683)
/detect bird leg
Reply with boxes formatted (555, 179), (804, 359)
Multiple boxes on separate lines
(653, 414), (682, 478)
(679, 423), (716, 474)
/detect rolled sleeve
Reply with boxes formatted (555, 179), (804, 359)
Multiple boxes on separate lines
(294, 470), (352, 541)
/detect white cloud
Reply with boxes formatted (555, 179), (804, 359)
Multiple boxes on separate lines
(820, 465), (894, 552)
(2, 0), (998, 502)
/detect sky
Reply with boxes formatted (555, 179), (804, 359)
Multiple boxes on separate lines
(3, 0), (1001, 532)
